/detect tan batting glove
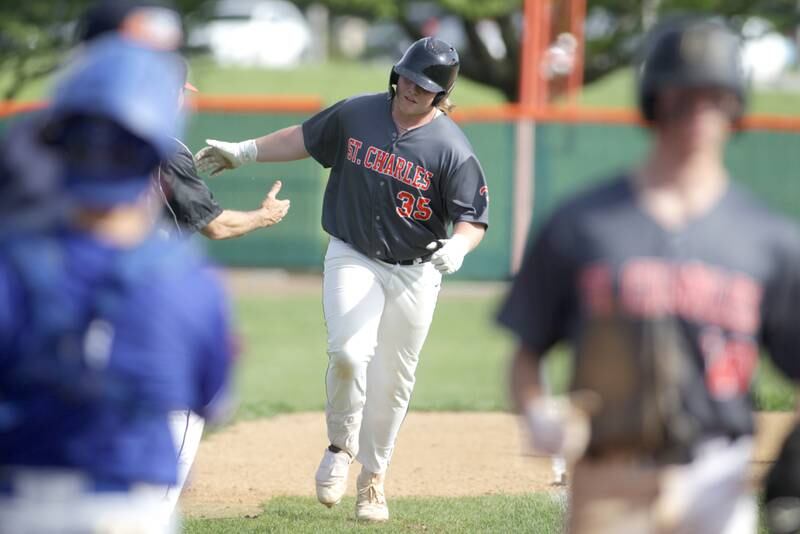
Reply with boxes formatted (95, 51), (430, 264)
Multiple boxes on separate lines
(426, 234), (470, 275)
(194, 138), (259, 176)
(523, 393), (597, 462)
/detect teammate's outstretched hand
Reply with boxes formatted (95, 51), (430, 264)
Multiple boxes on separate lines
(426, 234), (470, 274)
(195, 138), (258, 176)
(260, 180), (290, 226)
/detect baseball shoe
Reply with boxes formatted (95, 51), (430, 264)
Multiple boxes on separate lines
(315, 446), (352, 507)
(355, 468), (389, 522)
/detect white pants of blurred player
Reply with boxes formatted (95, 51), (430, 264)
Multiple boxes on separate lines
(0, 468), (176, 534)
(323, 237), (442, 474)
(159, 410), (205, 524)
(568, 436), (756, 534)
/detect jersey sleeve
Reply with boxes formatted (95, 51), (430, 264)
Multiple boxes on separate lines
(301, 99), (347, 169)
(160, 145), (223, 234)
(443, 155), (489, 227)
(760, 232), (800, 380)
(496, 214), (576, 359)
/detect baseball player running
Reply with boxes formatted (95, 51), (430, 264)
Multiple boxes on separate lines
(498, 17), (800, 534)
(195, 37), (489, 521)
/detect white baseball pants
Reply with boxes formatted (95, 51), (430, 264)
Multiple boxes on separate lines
(323, 237), (441, 474)
(160, 410), (205, 523)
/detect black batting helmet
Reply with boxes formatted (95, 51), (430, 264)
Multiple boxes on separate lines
(637, 17), (747, 122)
(389, 37), (459, 106)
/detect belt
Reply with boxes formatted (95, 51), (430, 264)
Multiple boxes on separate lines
(379, 253), (433, 266)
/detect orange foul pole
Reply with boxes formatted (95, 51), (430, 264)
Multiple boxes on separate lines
(518, 0), (543, 112)
(512, 0), (547, 274)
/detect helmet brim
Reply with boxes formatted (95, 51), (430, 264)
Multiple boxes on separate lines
(393, 65), (445, 94)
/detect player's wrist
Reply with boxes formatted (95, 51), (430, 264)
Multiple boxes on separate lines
(449, 233), (471, 255)
(239, 139), (259, 164)
(448, 234), (470, 259)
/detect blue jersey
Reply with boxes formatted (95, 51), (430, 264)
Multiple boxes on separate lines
(0, 227), (234, 487)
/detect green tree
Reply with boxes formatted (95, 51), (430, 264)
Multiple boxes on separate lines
(0, 0), (210, 100)
(0, 1), (92, 99)
(581, 0), (798, 91)
(297, 0), (799, 101)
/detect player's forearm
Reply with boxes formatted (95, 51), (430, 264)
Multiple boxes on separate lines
(509, 345), (544, 413)
(452, 221), (486, 252)
(200, 209), (274, 240)
(254, 125), (309, 162)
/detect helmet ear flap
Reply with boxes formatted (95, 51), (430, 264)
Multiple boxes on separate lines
(389, 68), (399, 97)
(640, 92), (656, 123)
(432, 92), (446, 106)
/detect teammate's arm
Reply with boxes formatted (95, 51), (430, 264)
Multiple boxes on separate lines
(510, 344), (592, 460)
(509, 344), (544, 412)
(200, 180), (290, 240)
(195, 126), (309, 176)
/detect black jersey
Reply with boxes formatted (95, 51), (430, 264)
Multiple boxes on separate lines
(155, 140), (223, 237)
(498, 177), (800, 439)
(302, 92), (489, 263)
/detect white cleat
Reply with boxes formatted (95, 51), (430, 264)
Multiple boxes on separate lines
(315, 448), (352, 507)
(355, 468), (389, 522)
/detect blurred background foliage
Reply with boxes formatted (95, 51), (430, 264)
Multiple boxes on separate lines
(0, 0), (799, 105)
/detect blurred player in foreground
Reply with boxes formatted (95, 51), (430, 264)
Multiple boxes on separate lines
(75, 1), (289, 524)
(194, 37), (489, 522)
(0, 36), (234, 534)
(498, 16), (800, 534)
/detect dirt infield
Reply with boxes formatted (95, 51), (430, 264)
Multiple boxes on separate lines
(180, 411), (796, 519)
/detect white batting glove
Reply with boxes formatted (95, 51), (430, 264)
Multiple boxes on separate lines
(194, 138), (258, 176)
(426, 234), (470, 275)
(523, 395), (593, 462)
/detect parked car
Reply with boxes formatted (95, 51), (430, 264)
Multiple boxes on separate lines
(189, 0), (311, 67)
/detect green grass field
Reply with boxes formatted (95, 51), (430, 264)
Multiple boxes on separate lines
(231, 291), (796, 420)
(184, 494), (567, 534)
(184, 290), (791, 533)
(233, 292), (515, 420)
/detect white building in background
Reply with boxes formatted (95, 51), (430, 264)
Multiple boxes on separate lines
(740, 17), (796, 86)
(188, 0), (312, 68)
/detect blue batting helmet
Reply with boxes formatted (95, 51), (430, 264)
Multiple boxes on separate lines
(41, 35), (184, 205)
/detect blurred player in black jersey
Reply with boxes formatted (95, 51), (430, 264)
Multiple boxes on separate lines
(498, 16), (800, 534)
